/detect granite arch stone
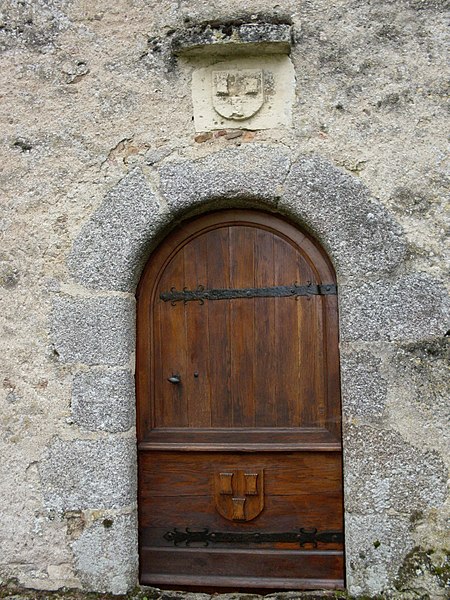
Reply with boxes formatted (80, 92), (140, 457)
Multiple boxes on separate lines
(158, 145), (291, 213)
(69, 147), (407, 292)
(280, 154), (407, 278)
(67, 168), (171, 293)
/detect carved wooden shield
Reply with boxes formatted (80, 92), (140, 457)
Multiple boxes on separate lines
(212, 69), (264, 121)
(214, 469), (264, 522)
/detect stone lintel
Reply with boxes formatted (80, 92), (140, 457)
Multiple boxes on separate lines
(172, 22), (293, 56)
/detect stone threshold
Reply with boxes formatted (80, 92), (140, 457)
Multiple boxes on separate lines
(0, 585), (398, 600)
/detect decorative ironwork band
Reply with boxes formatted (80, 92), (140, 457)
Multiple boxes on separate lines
(160, 283), (337, 305)
(163, 527), (343, 547)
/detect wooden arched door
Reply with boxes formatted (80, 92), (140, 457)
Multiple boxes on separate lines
(136, 210), (344, 590)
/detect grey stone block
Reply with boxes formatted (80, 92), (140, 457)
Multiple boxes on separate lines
(340, 349), (387, 420)
(391, 338), (450, 430)
(172, 22), (292, 56)
(280, 155), (406, 277)
(68, 169), (169, 292)
(72, 370), (135, 433)
(339, 273), (449, 342)
(72, 512), (138, 594)
(40, 438), (136, 511)
(143, 590), (210, 600)
(343, 425), (447, 515)
(159, 145), (291, 213)
(345, 513), (413, 595)
(52, 295), (134, 365)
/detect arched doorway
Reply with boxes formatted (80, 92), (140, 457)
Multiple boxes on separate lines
(62, 147), (438, 595)
(136, 209), (344, 590)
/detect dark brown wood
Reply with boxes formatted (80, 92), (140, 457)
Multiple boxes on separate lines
(141, 548), (344, 589)
(141, 574), (344, 592)
(140, 493), (342, 534)
(139, 452), (342, 497)
(136, 209), (344, 591)
(138, 426), (341, 451)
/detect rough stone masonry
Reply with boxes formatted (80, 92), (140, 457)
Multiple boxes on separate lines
(1, 1), (449, 599)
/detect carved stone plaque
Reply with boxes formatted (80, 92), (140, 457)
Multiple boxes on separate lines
(191, 56), (295, 132)
(212, 69), (264, 121)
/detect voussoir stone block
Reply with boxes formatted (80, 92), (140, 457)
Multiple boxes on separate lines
(72, 512), (138, 594)
(40, 437), (136, 511)
(68, 169), (170, 292)
(343, 424), (447, 515)
(72, 370), (135, 433)
(159, 145), (291, 212)
(52, 295), (134, 365)
(280, 155), (406, 277)
(339, 273), (449, 342)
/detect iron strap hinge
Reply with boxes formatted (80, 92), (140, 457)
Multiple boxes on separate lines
(163, 527), (343, 547)
(160, 283), (337, 305)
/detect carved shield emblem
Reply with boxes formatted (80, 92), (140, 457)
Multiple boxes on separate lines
(212, 70), (265, 121)
(214, 469), (264, 522)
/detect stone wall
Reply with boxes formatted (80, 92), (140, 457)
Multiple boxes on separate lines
(1, 1), (448, 598)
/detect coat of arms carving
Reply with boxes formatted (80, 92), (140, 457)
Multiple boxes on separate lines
(214, 469), (264, 522)
(212, 69), (265, 121)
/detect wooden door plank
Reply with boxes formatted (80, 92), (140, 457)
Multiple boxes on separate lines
(254, 229), (276, 427)
(297, 295), (323, 428)
(183, 235), (211, 427)
(206, 227), (232, 427)
(273, 237), (300, 427)
(141, 572), (344, 591)
(324, 295), (342, 439)
(154, 252), (188, 427)
(141, 547), (344, 580)
(295, 255), (322, 428)
(229, 226), (256, 428)
(140, 427), (340, 449)
(139, 451), (342, 497)
(139, 492), (343, 530)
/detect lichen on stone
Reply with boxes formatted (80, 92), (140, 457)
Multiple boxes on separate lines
(395, 546), (450, 594)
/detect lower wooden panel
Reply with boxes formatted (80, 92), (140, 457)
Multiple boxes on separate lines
(138, 450), (344, 588)
(141, 547), (344, 589)
(141, 574), (345, 591)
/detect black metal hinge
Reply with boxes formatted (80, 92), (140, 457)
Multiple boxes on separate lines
(160, 282), (337, 305)
(163, 527), (343, 547)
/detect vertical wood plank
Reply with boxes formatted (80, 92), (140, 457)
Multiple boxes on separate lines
(183, 236), (211, 427)
(324, 295), (341, 439)
(229, 225), (255, 427)
(296, 259), (321, 428)
(154, 251), (188, 427)
(297, 296), (319, 427)
(206, 227), (232, 427)
(273, 237), (300, 427)
(313, 295), (326, 427)
(254, 229), (276, 427)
